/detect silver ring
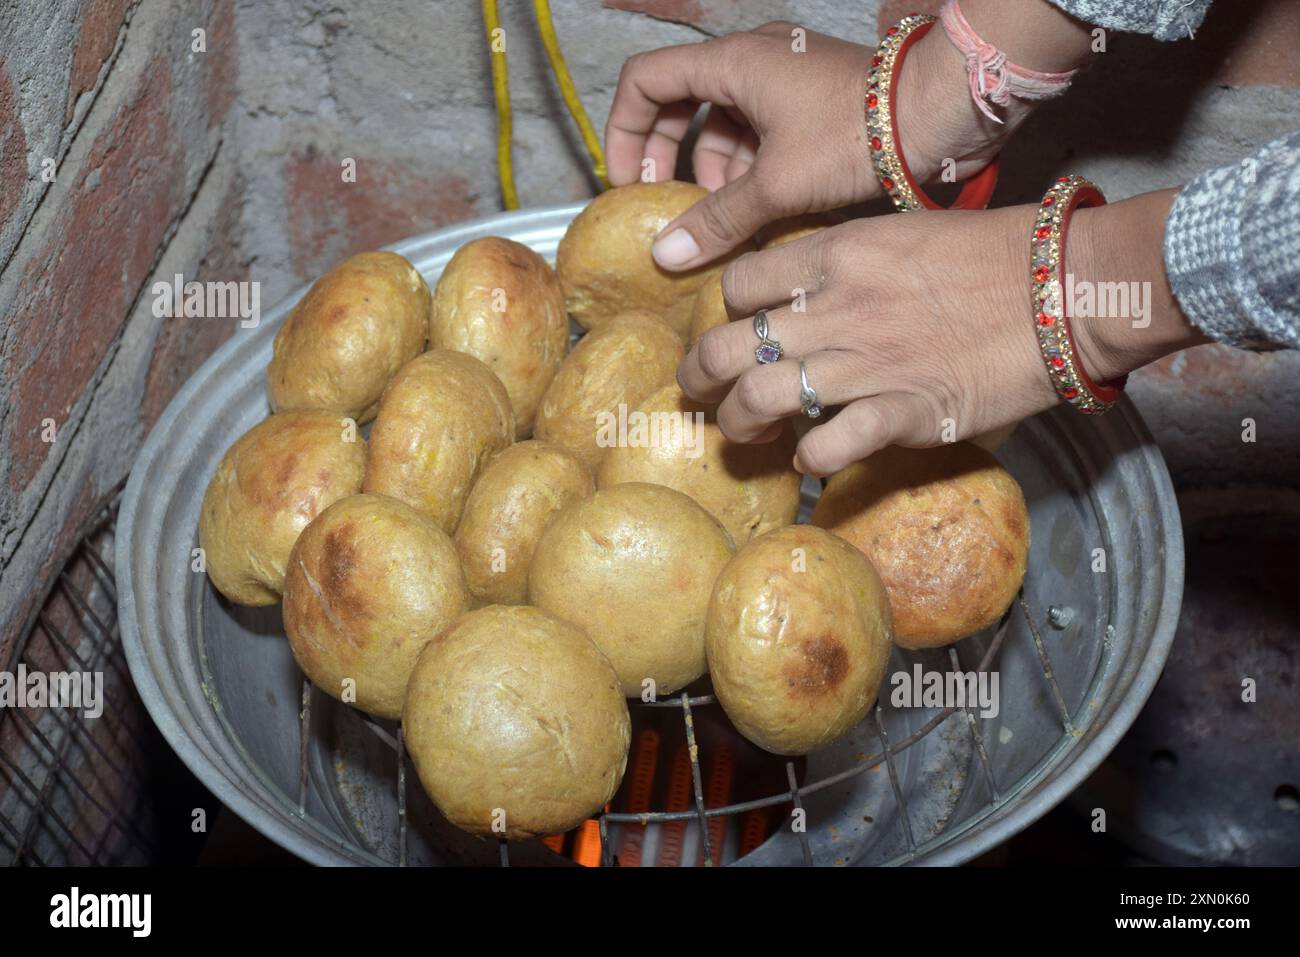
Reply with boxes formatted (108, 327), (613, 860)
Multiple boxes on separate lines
(799, 361), (823, 418)
(753, 309), (783, 365)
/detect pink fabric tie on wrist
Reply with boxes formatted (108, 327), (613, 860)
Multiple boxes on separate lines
(939, 0), (1077, 124)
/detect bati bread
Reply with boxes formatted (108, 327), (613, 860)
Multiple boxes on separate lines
(198, 411), (367, 606)
(283, 494), (468, 720)
(430, 237), (569, 438)
(556, 180), (751, 341)
(454, 441), (595, 606)
(812, 443), (1030, 648)
(267, 251), (430, 424)
(706, 524), (894, 755)
(533, 312), (683, 470)
(595, 382), (801, 544)
(528, 482), (735, 697)
(363, 349), (513, 533)
(403, 604), (631, 838)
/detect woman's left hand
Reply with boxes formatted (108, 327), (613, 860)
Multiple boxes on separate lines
(677, 189), (1200, 476)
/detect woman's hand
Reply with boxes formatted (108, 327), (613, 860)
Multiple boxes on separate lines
(604, 22), (1005, 271)
(604, 4), (1095, 273)
(677, 189), (1206, 476)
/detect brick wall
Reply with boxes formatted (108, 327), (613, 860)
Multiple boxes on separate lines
(1, 0), (1297, 654)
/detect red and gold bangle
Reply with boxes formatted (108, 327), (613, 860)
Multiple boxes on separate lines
(1030, 175), (1126, 415)
(865, 14), (999, 211)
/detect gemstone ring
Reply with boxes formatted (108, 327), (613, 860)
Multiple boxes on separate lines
(753, 310), (783, 365)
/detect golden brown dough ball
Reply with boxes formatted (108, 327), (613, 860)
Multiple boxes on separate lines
(198, 411), (366, 606)
(282, 494), (468, 719)
(758, 212), (841, 249)
(811, 443), (1029, 649)
(267, 251), (430, 424)
(403, 604), (631, 839)
(528, 482), (734, 697)
(430, 237), (569, 438)
(454, 441), (594, 606)
(556, 180), (752, 341)
(533, 312), (682, 470)
(363, 349), (513, 533)
(595, 383), (800, 543)
(687, 278), (728, 346)
(706, 524), (893, 755)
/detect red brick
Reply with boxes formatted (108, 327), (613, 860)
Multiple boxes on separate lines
(1137, 343), (1260, 405)
(141, 175), (244, 428)
(206, 0), (238, 128)
(0, 62), (26, 231)
(65, 0), (136, 123)
(284, 147), (479, 278)
(6, 57), (183, 495)
(603, 0), (709, 29)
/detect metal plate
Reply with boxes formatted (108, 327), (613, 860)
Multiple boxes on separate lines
(116, 202), (1185, 866)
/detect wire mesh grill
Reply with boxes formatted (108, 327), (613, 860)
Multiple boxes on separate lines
(293, 590), (1080, 867)
(0, 490), (172, 866)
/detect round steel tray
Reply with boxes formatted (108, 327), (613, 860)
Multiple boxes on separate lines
(117, 203), (1184, 866)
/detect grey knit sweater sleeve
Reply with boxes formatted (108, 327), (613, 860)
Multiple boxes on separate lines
(1047, 0), (1211, 40)
(1163, 133), (1300, 351)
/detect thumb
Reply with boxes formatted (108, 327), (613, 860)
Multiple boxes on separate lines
(651, 171), (772, 271)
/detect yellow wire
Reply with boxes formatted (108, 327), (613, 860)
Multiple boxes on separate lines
(533, 0), (611, 190)
(482, 0), (519, 210)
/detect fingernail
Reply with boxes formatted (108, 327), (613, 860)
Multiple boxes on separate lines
(652, 228), (700, 268)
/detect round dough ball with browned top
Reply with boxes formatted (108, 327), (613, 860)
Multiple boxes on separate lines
(363, 349), (514, 533)
(534, 312), (683, 470)
(529, 483), (735, 697)
(556, 180), (752, 341)
(431, 237), (569, 438)
(595, 383), (800, 544)
(283, 494), (468, 719)
(198, 412), (367, 606)
(268, 251), (430, 424)
(403, 604), (631, 839)
(706, 524), (893, 756)
(687, 279), (728, 346)
(454, 441), (595, 606)
(811, 443), (1030, 649)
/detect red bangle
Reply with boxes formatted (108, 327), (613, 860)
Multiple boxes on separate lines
(1030, 175), (1127, 415)
(866, 14), (999, 211)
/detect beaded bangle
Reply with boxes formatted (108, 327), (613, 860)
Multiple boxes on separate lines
(1030, 175), (1127, 415)
(865, 14), (999, 211)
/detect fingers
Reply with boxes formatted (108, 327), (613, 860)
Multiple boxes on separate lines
(692, 106), (752, 191)
(720, 235), (830, 318)
(717, 352), (870, 443)
(651, 170), (775, 270)
(722, 128), (760, 183)
(794, 393), (933, 476)
(606, 43), (739, 187)
(678, 304), (836, 403)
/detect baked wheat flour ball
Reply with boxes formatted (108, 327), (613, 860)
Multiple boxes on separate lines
(282, 493), (469, 720)
(198, 411), (366, 606)
(430, 237), (569, 439)
(706, 524), (894, 756)
(528, 482), (735, 697)
(403, 604), (631, 839)
(812, 443), (1029, 648)
(267, 251), (430, 424)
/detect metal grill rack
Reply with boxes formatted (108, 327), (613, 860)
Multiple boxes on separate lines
(294, 592), (1081, 867)
(0, 490), (174, 866)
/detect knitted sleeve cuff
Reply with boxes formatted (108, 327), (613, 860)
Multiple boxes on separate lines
(1046, 0), (1211, 41)
(1163, 133), (1300, 351)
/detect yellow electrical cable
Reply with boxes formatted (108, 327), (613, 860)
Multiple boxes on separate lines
(533, 0), (611, 190)
(482, 0), (519, 210)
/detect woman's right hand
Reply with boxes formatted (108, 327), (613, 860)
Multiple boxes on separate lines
(603, 21), (997, 271)
(604, 4), (1095, 272)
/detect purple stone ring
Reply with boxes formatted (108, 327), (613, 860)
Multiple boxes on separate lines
(753, 310), (783, 365)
